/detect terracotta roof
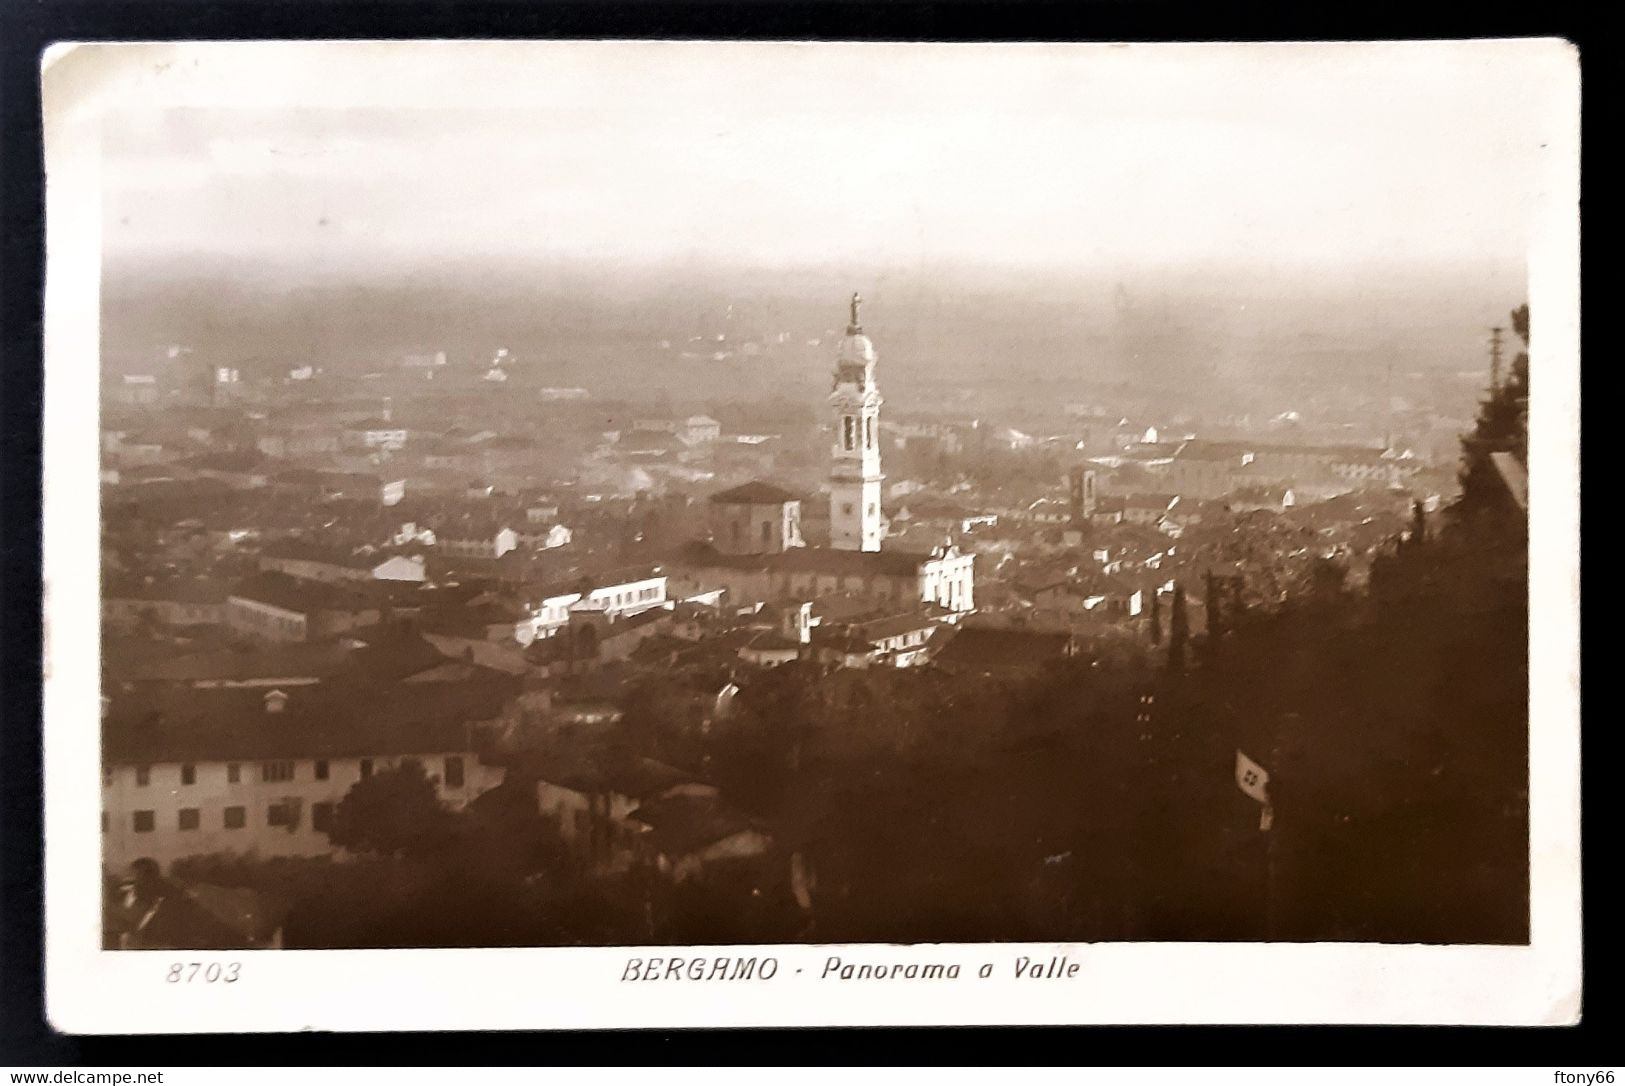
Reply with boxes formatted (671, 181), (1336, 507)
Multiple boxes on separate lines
(1173, 440), (1256, 463)
(743, 631), (804, 654)
(1177, 439), (1385, 463)
(671, 541), (954, 579)
(102, 677), (515, 765)
(259, 539), (395, 570)
(849, 609), (941, 642)
(104, 579), (228, 605)
(708, 481), (800, 505)
(107, 878), (263, 950)
(228, 571), (379, 615)
(617, 430), (683, 453)
(931, 627), (1075, 672)
(528, 746), (702, 801)
(527, 564), (664, 603)
(630, 794), (767, 857)
(118, 642), (354, 684)
(182, 451), (271, 474)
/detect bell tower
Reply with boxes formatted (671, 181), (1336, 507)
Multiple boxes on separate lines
(829, 293), (884, 552)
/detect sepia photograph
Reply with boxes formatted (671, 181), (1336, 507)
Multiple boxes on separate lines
(39, 38), (1580, 1030)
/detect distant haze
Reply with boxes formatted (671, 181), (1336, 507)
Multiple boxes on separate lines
(98, 40), (1549, 397)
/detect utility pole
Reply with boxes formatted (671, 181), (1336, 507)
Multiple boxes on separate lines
(1489, 326), (1505, 391)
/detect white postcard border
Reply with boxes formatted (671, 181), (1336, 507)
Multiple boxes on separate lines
(40, 40), (1582, 1032)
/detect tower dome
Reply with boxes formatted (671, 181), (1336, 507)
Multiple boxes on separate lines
(833, 292), (878, 383)
(838, 328), (877, 367)
(836, 330), (878, 367)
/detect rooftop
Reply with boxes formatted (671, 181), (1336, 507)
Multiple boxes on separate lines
(102, 676), (516, 765)
(845, 609), (942, 643)
(259, 539), (399, 570)
(630, 794), (767, 857)
(708, 481), (800, 506)
(671, 541), (960, 579)
(228, 571), (380, 615)
(930, 626), (1075, 673)
(109, 641), (354, 685)
(527, 564), (664, 603)
(104, 579), (228, 605)
(1176, 439), (1387, 463)
(525, 744), (705, 802)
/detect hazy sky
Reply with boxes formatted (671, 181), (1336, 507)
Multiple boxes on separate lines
(97, 40), (1568, 274)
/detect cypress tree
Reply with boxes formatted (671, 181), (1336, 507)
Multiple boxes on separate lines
(1167, 584), (1189, 674)
(1204, 570), (1225, 645)
(1228, 574), (1246, 626)
(1149, 588), (1163, 645)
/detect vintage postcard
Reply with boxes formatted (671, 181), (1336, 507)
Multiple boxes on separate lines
(40, 39), (1580, 1031)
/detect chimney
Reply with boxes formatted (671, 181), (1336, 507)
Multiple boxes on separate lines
(264, 689), (288, 714)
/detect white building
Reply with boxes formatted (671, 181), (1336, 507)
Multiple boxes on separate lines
(683, 415), (722, 445)
(432, 524), (519, 560)
(114, 374), (160, 407)
(526, 568), (670, 641)
(516, 522), (574, 551)
(341, 418), (409, 451)
(102, 682), (510, 872)
(828, 293), (885, 552)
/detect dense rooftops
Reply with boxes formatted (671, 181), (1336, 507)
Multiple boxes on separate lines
(1174, 439), (1387, 463)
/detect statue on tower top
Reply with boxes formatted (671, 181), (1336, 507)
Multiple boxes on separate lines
(848, 292), (863, 334)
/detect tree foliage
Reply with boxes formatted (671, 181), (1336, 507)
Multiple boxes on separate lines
(328, 760), (456, 860)
(1453, 304), (1530, 528)
(1166, 584), (1189, 673)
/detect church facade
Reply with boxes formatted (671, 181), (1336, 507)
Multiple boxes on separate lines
(670, 294), (974, 614)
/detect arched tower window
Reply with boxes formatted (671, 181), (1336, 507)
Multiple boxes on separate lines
(843, 416), (856, 451)
(865, 416), (874, 449)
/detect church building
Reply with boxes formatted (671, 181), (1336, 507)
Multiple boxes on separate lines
(669, 295), (974, 614)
